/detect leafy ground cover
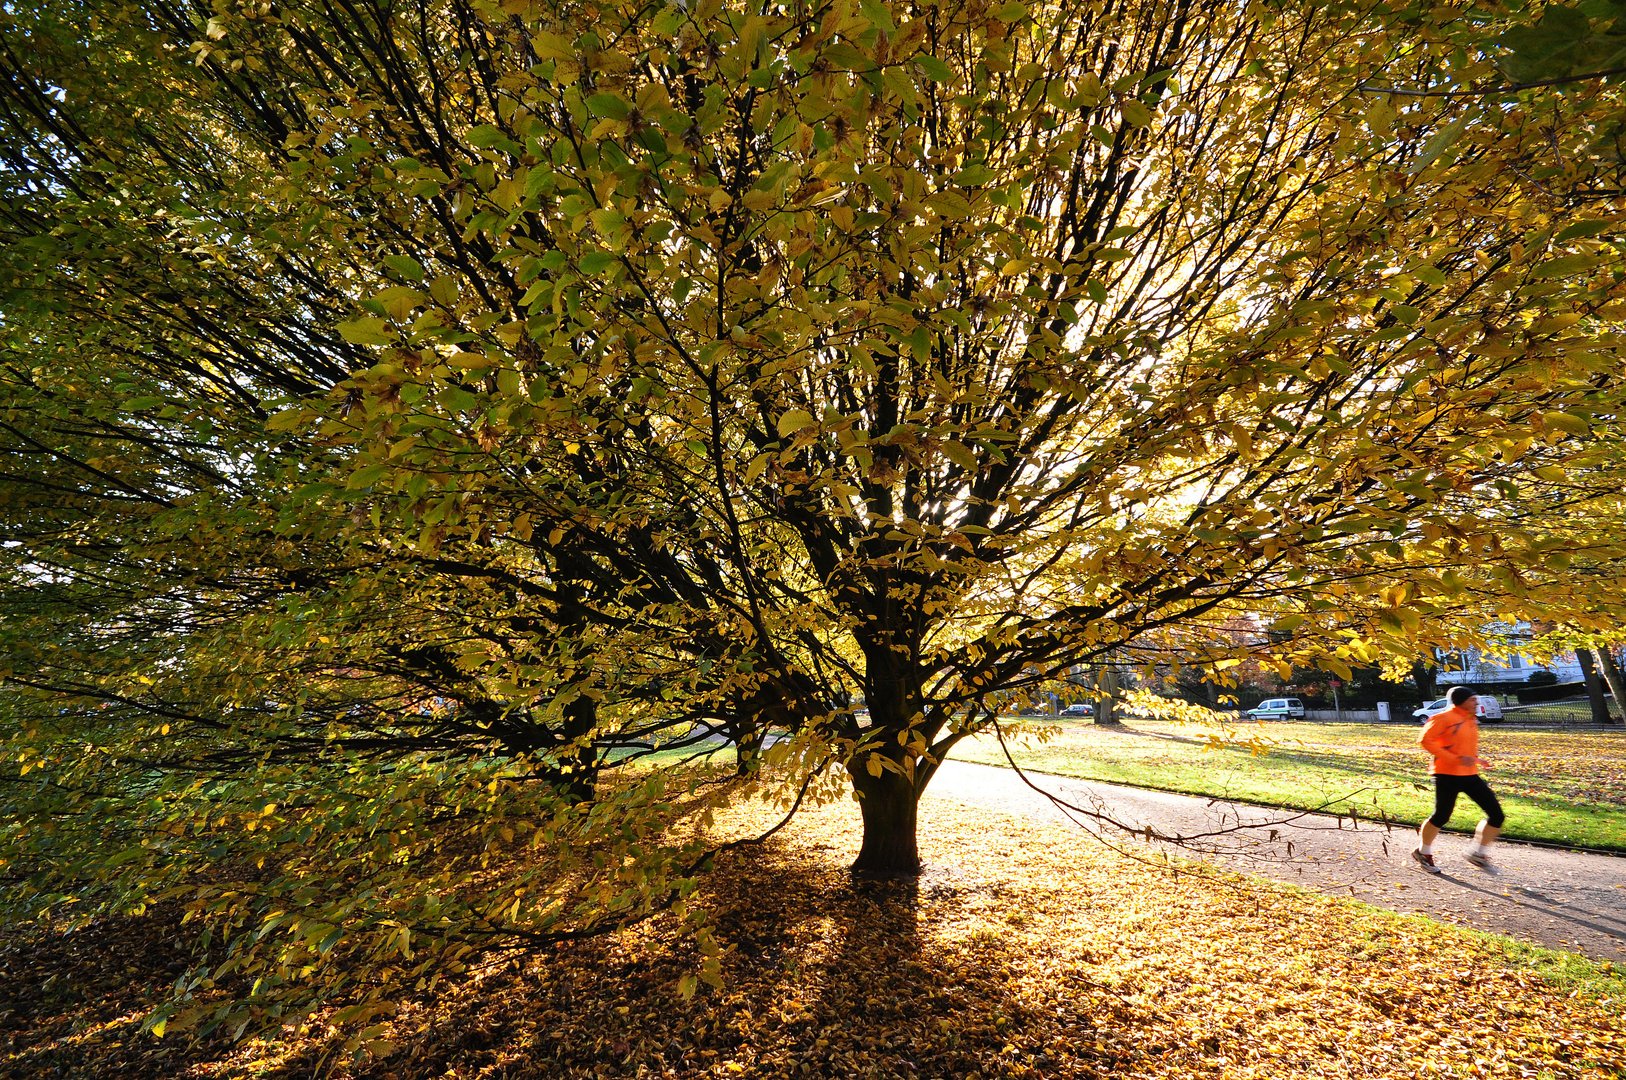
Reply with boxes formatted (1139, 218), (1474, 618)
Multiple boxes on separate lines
(952, 720), (1626, 852)
(3, 794), (1622, 1078)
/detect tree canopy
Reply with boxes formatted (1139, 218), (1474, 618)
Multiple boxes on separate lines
(4, 0), (1626, 1042)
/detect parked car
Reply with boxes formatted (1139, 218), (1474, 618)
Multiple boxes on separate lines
(1412, 695), (1502, 722)
(1244, 697), (1305, 721)
(1060, 702), (1095, 717)
(1412, 698), (1446, 721)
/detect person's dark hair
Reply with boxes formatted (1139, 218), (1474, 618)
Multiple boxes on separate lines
(1447, 685), (1476, 707)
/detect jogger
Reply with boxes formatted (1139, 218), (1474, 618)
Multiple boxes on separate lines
(1412, 686), (1504, 875)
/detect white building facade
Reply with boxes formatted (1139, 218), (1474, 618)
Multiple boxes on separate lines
(1434, 622), (1585, 686)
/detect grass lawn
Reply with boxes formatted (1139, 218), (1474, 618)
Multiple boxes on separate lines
(5, 794), (1622, 1078)
(1500, 700), (1605, 723)
(602, 740), (732, 767)
(950, 719), (1626, 852)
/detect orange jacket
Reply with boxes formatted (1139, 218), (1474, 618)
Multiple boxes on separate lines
(1420, 705), (1479, 776)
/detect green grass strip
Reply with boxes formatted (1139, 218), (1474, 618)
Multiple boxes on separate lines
(952, 720), (1626, 852)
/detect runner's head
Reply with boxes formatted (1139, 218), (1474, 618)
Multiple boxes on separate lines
(1447, 685), (1477, 710)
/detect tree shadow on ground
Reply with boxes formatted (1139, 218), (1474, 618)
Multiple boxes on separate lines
(1439, 872), (1626, 942)
(0, 838), (1177, 1079)
(1081, 722), (1209, 747)
(321, 844), (1173, 1079)
(0, 906), (241, 1078)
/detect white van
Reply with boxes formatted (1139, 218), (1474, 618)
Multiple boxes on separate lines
(1245, 697), (1305, 720)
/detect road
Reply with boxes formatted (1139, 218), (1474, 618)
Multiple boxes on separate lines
(922, 759), (1626, 963)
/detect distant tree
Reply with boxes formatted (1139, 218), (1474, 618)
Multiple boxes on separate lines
(1598, 646), (1626, 722)
(1411, 660), (1441, 701)
(1576, 647), (1614, 723)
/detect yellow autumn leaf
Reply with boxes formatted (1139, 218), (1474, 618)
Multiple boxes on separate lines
(776, 410), (817, 440)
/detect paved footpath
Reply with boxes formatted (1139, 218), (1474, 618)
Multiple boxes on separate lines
(922, 759), (1626, 963)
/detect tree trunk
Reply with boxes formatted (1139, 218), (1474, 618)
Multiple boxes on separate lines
(847, 761), (921, 877)
(1410, 660), (1437, 700)
(549, 694), (601, 803)
(734, 725), (764, 775)
(1597, 647), (1626, 724)
(1095, 664), (1122, 725)
(1576, 648), (1612, 724)
(548, 547), (603, 801)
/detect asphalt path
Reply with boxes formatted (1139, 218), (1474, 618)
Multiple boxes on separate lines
(922, 759), (1626, 963)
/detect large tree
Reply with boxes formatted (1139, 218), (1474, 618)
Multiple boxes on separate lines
(5, 0), (1626, 1035)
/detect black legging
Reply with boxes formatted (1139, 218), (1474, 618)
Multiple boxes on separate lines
(1429, 773), (1505, 829)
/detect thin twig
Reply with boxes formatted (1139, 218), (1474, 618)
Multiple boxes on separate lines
(1358, 65), (1626, 98)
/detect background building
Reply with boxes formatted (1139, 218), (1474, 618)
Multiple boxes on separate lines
(1434, 621), (1583, 686)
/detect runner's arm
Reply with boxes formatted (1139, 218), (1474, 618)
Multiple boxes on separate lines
(1419, 719), (1450, 758)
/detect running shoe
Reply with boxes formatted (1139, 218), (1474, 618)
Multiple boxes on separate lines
(1411, 848), (1441, 874)
(1465, 850), (1501, 875)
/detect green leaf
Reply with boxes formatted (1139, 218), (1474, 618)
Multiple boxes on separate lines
(337, 317), (395, 346)
(1555, 220), (1612, 242)
(1530, 253), (1602, 280)
(383, 254), (426, 281)
(858, 0), (895, 33)
(531, 30), (575, 61)
(590, 208), (628, 239)
(1496, 6), (1599, 85)
(952, 164), (995, 187)
(916, 54), (954, 83)
(315, 925), (345, 954)
(1410, 263), (1448, 287)
(348, 463), (390, 489)
(940, 441), (977, 470)
(466, 124), (518, 152)
(587, 93), (631, 120)
(438, 385), (480, 413)
(1407, 114), (1470, 176)
(371, 286), (428, 320)
(1542, 411), (1590, 436)
(925, 191), (974, 220)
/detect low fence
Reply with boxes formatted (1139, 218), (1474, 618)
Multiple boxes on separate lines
(1303, 708), (1380, 722)
(1498, 701), (1606, 725)
(1297, 700), (1609, 725)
